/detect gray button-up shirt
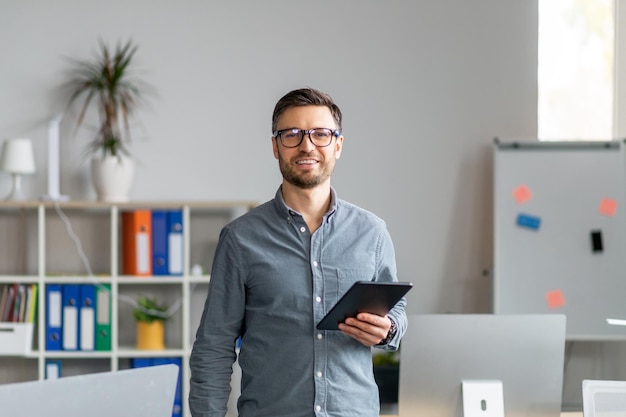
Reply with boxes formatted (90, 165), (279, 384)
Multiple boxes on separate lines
(189, 187), (407, 417)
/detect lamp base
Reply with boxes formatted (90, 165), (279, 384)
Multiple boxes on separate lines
(4, 173), (26, 201)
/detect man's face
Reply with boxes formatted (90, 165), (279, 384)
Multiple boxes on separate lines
(272, 105), (343, 189)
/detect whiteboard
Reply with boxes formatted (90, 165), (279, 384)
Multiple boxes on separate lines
(493, 139), (626, 340)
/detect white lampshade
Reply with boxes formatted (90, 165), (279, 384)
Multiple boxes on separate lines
(0, 138), (36, 201)
(0, 138), (36, 174)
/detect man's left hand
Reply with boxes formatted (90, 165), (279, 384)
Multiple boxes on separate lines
(338, 313), (391, 346)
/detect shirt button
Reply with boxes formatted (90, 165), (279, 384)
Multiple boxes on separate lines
(316, 296), (321, 303)
(300, 226), (306, 232)
(316, 371), (322, 378)
(317, 333), (323, 339)
(313, 261), (318, 267)
(315, 405), (321, 412)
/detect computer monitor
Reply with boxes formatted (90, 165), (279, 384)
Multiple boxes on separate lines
(0, 364), (178, 417)
(582, 379), (626, 417)
(398, 314), (566, 417)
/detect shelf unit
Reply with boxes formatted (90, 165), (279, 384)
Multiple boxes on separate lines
(0, 200), (256, 417)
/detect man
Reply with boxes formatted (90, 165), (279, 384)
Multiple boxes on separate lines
(189, 87), (407, 417)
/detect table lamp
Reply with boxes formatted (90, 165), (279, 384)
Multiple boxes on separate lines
(0, 138), (36, 201)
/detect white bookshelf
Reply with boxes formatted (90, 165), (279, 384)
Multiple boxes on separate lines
(0, 200), (256, 417)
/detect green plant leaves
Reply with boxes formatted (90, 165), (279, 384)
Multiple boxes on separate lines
(64, 39), (152, 159)
(132, 295), (168, 323)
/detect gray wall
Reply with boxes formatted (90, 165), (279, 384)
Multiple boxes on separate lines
(0, 0), (537, 315)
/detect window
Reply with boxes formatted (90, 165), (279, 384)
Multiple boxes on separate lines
(538, 0), (615, 140)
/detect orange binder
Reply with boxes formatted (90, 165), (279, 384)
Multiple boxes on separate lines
(121, 210), (153, 276)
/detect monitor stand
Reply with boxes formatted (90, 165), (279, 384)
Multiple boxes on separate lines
(462, 380), (505, 417)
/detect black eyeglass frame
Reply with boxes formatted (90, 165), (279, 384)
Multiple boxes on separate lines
(272, 128), (341, 148)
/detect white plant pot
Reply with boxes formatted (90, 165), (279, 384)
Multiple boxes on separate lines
(91, 156), (135, 202)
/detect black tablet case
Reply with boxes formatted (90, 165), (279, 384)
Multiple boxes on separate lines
(316, 281), (412, 330)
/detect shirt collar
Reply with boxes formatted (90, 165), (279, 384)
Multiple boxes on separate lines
(273, 185), (338, 222)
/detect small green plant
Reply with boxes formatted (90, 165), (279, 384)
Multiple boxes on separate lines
(373, 350), (400, 367)
(132, 296), (168, 323)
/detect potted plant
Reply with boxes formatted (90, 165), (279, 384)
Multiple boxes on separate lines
(63, 39), (151, 202)
(133, 296), (168, 350)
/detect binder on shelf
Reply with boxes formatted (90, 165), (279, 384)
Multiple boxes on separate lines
(24, 284), (38, 323)
(130, 357), (154, 368)
(151, 210), (169, 275)
(1, 284), (11, 321)
(45, 284), (62, 351)
(79, 284), (96, 351)
(152, 209), (184, 276)
(0, 283), (38, 354)
(62, 284), (79, 351)
(121, 210), (152, 276)
(167, 210), (184, 276)
(0, 284), (9, 320)
(17, 284), (27, 322)
(95, 283), (112, 351)
(4, 283), (18, 322)
(149, 357), (183, 417)
(45, 360), (62, 379)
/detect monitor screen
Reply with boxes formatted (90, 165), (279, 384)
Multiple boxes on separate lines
(398, 314), (566, 417)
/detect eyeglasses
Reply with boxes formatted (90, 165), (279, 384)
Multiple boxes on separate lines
(273, 128), (341, 148)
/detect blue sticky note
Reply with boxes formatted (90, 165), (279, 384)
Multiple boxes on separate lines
(516, 213), (541, 230)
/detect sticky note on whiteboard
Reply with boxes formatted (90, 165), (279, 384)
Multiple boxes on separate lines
(512, 184), (532, 204)
(516, 213), (541, 230)
(599, 198), (618, 216)
(546, 289), (565, 309)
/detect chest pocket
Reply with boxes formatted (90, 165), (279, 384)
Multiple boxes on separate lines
(324, 267), (375, 308)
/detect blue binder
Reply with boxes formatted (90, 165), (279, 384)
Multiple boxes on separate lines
(129, 356), (182, 417)
(45, 284), (62, 351)
(45, 360), (62, 379)
(167, 210), (183, 276)
(79, 284), (96, 351)
(130, 357), (154, 368)
(62, 284), (80, 351)
(152, 357), (183, 417)
(151, 210), (169, 275)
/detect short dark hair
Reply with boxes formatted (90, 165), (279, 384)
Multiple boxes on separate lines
(271, 87), (342, 133)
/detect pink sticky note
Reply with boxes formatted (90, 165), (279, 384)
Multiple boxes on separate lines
(546, 289), (565, 309)
(512, 184), (532, 204)
(599, 198), (618, 216)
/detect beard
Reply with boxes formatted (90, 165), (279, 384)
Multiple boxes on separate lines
(277, 151), (336, 189)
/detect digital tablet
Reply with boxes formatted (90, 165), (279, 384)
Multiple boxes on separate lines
(316, 281), (413, 330)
